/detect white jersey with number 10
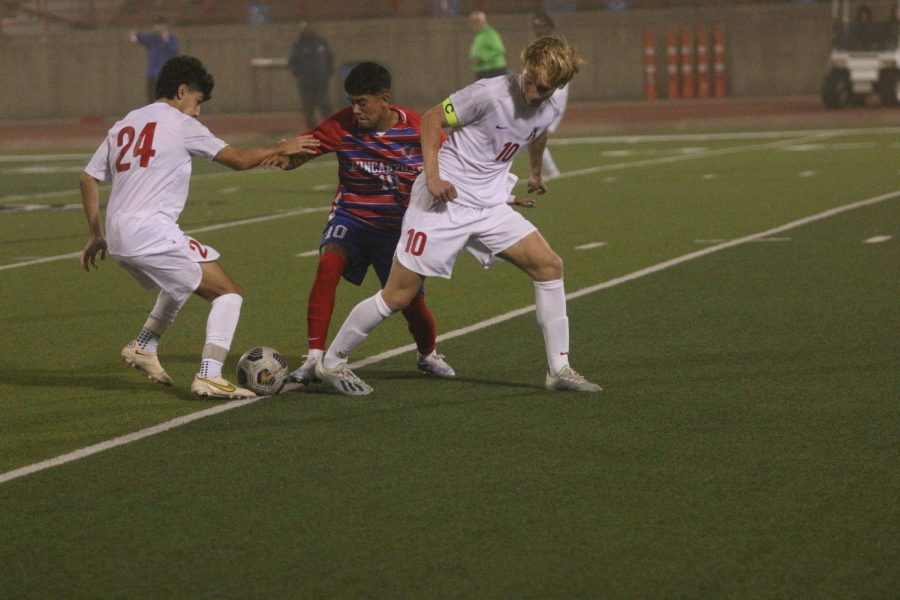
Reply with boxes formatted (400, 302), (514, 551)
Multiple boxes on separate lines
(439, 73), (560, 209)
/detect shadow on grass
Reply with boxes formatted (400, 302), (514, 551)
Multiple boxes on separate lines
(279, 367), (542, 398)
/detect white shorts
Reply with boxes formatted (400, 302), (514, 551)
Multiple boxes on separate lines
(114, 236), (220, 304)
(396, 176), (537, 278)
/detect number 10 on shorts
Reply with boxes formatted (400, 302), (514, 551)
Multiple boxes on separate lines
(404, 229), (427, 256)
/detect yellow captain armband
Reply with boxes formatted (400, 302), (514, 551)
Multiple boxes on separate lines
(442, 98), (459, 126)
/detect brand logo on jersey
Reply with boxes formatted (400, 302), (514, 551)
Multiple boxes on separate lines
(495, 124), (507, 129)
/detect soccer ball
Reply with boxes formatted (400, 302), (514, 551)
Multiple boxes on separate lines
(236, 346), (288, 395)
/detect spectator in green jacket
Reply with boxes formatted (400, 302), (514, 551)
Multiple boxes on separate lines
(468, 11), (507, 80)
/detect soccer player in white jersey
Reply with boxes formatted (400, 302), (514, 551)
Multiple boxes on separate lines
(314, 36), (601, 395)
(80, 55), (319, 399)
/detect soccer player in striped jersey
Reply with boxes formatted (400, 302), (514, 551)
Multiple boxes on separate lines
(80, 56), (319, 399)
(315, 36), (601, 395)
(265, 62), (455, 385)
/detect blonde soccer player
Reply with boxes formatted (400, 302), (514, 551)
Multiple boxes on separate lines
(315, 36), (601, 395)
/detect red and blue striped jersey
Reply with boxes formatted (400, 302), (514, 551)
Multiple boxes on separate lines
(306, 106), (424, 230)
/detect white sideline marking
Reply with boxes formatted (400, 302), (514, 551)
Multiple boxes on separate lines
(0, 159), (336, 204)
(863, 235), (892, 243)
(0, 202), (82, 214)
(0, 153), (91, 163)
(4, 126), (883, 205)
(575, 242), (607, 250)
(296, 249), (320, 257)
(549, 126), (900, 145)
(546, 131), (833, 183)
(799, 171), (816, 177)
(0, 206), (330, 272)
(2, 133), (823, 272)
(0, 400), (258, 484)
(695, 237), (791, 244)
(350, 192), (899, 365)
(1, 189), (896, 485)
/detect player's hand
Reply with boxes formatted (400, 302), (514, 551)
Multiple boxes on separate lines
(280, 134), (320, 156)
(509, 196), (536, 208)
(81, 236), (107, 272)
(261, 155), (291, 169)
(527, 175), (547, 195)
(427, 178), (457, 203)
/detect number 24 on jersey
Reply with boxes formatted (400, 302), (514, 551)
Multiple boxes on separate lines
(115, 122), (157, 173)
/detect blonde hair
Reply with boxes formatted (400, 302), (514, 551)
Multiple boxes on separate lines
(521, 35), (584, 88)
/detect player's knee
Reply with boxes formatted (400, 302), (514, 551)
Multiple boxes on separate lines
(382, 286), (416, 312)
(536, 252), (563, 281)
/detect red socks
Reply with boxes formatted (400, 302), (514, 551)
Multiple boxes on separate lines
(402, 292), (437, 355)
(307, 252), (346, 351)
(308, 251), (437, 356)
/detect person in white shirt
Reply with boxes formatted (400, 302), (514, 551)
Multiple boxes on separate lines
(80, 55), (319, 399)
(314, 36), (601, 395)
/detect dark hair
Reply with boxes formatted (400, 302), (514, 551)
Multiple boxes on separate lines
(155, 55), (215, 101)
(344, 61), (391, 96)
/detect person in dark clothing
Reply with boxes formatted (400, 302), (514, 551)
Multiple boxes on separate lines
(129, 17), (180, 104)
(288, 22), (335, 129)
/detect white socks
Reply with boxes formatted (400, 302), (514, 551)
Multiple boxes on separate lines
(534, 279), (570, 376)
(137, 291), (183, 352)
(201, 293), (243, 378)
(320, 283), (570, 376)
(323, 291), (394, 369)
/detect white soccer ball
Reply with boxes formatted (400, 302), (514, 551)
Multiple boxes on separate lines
(236, 346), (288, 395)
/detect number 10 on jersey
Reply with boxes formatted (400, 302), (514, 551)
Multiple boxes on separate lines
(404, 228), (427, 256)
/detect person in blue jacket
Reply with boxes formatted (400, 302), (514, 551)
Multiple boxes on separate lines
(129, 17), (181, 104)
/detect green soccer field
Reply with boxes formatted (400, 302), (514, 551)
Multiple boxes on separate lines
(1, 125), (898, 598)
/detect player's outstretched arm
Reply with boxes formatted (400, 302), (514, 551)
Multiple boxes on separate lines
(527, 130), (549, 194)
(213, 134), (320, 171)
(422, 104), (457, 202)
(260, 153), (313, 171)
(79, 172), (107, 272)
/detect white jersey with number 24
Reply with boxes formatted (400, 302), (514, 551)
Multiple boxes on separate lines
(84, 102), (227, 258)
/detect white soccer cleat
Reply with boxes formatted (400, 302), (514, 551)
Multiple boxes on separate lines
(545, 366), (602, 393)
(314, 359), (373, 396)
(191, 374), (256, 400)
(121, 340), (173, 386)
(417, 350), (456, 378)
(287, 353), (322, 385)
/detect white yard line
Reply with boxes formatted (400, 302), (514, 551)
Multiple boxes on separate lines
(2, 133), (821, 272)
(0, 206), (331, 272)
(548, 131), (834, 182)
(548, 126), (900, 145)
(863, 235), (892, 243)
(1, 190), (896, 485)
(3, 126), (891, 204)
(0, 400), (259, 484)
(0, 159), (336, 204)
